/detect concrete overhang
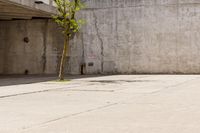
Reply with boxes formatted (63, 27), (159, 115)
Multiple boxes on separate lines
(0, 0), (57, 20)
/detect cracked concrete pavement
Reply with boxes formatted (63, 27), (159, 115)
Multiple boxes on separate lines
(1, 75), (200, 133)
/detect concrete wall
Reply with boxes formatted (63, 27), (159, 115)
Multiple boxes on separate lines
(2, 0), (200, 75)
(0, 19), (84, 75)
(73, 0), (200, 74)
(4, 0), (56, 14)
(0, 22), (5, 73)
(0, 19), (63, 74)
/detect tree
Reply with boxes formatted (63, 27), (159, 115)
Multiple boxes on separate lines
(53, 0), (85, 80)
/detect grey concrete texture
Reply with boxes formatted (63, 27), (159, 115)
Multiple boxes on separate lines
(73, 0), (200, 74)
(2, 0), (200, 75)
(0, 19), (84, 75)
(0, 0), (56, 18)
(1, 75), (200, 133)
(0, 19), (64, 74)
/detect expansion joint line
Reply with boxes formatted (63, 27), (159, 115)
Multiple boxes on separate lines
(42, 19), (49, 73)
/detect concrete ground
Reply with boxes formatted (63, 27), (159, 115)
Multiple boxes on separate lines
(1, 75), (200, 133)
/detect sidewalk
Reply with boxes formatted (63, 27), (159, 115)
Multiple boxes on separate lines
(1, 75), (200, 133)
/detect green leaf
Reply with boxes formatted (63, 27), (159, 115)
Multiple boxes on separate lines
(53, 0), (86, 38)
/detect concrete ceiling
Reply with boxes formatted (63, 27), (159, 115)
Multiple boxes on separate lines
(0, 0), (56, 20)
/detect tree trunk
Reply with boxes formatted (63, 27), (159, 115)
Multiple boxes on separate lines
(59, 36), (69, 81)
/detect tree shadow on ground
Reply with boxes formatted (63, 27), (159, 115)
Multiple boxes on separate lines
(0, 75), (57, 87)
(0, 74), (107, 87)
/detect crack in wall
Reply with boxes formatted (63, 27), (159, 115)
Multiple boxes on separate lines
(93, 11), (104, 73)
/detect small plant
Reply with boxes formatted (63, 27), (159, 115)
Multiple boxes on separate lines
(53, 0), (85, 80)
